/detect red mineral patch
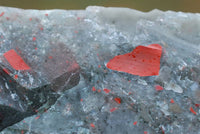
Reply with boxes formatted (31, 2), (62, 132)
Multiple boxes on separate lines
(90, 123), (95, 128)
(0, 12), (4, 17)
(3, 49), (31, 70)
(133, 121), (137, 125)
(103, 88), (110, 94)
(106, 44), (162, 76)
(110, 107), (117, 112)
(155, 85), (164, 91)
(190, 107), (197, 115)
(170, 99), (175, 103)
(114, 97), (121, 104)
(92, 87), (96, 91)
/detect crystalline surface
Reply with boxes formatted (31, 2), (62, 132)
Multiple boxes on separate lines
(0, 6), (200, 134)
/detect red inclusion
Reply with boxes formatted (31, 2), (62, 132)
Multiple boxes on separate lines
(3, 49), (31, 70)
(107, 44), (162, 76)
(103, 88), (110, 94)
(114, 97), (121, 104)
(155, 85), (164, 91)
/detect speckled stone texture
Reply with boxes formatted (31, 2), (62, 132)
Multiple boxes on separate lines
(0, 6), (200, 134)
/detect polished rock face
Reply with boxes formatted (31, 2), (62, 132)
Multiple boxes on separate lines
(0, 6), (200, 134)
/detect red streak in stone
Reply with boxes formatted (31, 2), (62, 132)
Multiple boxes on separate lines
(103, 88), (110, 94)
(35, 116), (40, 120)
(3, 68), (10, 74)
(98, 89), (101, 93)
(110, 107), (117, 112)
(80, 99), (83, 102)
(3, 49), (31, 70)
(190, 107), (197, 115)
(107, 44), (162, 76)
(0, 12), (4, 17)
(155, 85), (163, 91)
(133, 121), (137, 125)
(21, 130), (24, 134)
(114, 97), (121, 104)
(144, 131), (148, 134)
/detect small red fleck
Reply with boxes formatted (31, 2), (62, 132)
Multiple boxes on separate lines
(98, 89), (101, 92)
(155, 85), (164, 91)
(0, 12), (4, 17)
(92, 87), (96, 91)
(128, 92), (132, 95)
(66, 60), (69, 64)
(33, 37), (36, 41)
(35, 47), (37, 50)
(35, 109), (38, 113)
(90, 123), (95, 128)
(110, 107), (117, 112)
(23, 120), (26, 123)
(9, 80), (12, 83)
(114, 97), (121, 104)
(40, 27), (43, 31)
(144, 131), (148, 134)
(74, 31), (78, 33)
(48, 56), (53, 59)
(77, 17), (81, 20)
(45, 13), (48, 16)
(98, 65), (101, 68)
(6, 17), (9, 20)
(170, 99), (175, 103)
(97, 53), (99, 56)
(3, 68), (10, 74)
(103, 88), (110, 94)
(29, 18), (32, 21)
(14, 74), (18, 79)
(21, 130), (24, 134)
(133, 121), (137, 125)
(9, 104), (12, 107)
(3, 49), (31, 70)
(80, 99), (83, 102)
(35, 116), (40, 120)
(190, 107), (197, 115)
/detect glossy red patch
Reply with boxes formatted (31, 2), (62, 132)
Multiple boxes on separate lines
(107, 44), (162, 76)
(110, 107), (117, 112)
(4, 49), (31, 70)
(114, 97), (121, 104)
(103, 88), (110, 94)
(170, 99), (175, 103)
(90, 123), (95, 128)
(155, 85), (164, 91)
(190, 107), (197, 115)
(92, 87), (96, 91)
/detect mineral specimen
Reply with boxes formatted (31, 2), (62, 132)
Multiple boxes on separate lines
(0, 6), (200, 134)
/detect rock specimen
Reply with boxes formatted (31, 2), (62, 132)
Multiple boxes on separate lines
(0, 6), (200, 134)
